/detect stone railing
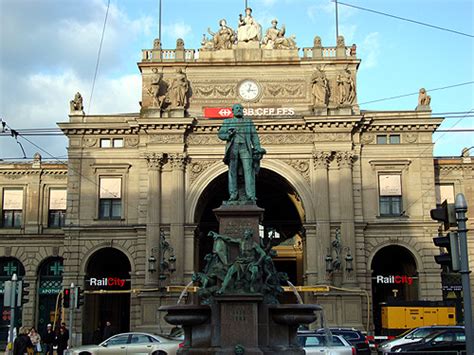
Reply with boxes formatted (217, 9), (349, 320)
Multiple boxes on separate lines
(142, 46), (355, 62)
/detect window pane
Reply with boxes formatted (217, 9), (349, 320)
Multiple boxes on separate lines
(49, 210), (65, 227)
(3, 211), (13, 227)
(392, 197), (402, 215)
(111, 200), (122, 218)
(100, 139), (111, 148)
(380, 197), (391, 215)
(100, 177), (121, 198)
(376, 135), (387, 144)
(113, 138), (123, 148)
(3, 189), (24, 209)
(435, 184), (455, 204)
(389, 135), (400, 144)
(99, 199), (111, 219)
(50, 189), (67, 209)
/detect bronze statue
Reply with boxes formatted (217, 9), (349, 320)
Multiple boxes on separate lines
(218, 103), (266, 202)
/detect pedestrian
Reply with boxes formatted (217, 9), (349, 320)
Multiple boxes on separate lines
(28, 327), (41, 354)
(60, 322), (70, 343)
(103, 321), (113, 341)
(42, 324), (55, 355)
(56, 327), (68, 355)
(13, 326), (34, 355)
(92, 326), (102, 344)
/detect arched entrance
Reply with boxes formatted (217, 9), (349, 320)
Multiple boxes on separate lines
(371, 245), (418, 333)
(0, 257), (25, 345)
(194, 168), (304, 299)
(83, 248), (131, 345)
(37, 257), (63, 334)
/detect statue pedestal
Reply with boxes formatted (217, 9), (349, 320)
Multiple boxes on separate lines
(213, 204), (264, 241)
(166, 107), (186, 118)
(140, 107), (163, 118)
(160, 298), (321, 354)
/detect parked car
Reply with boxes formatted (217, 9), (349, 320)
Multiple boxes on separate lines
(391, 328), (465, 352)
(378, 325), (465, 353)
(64, 332), (181, 355)
(316, 328), (370, 355)
(297, 332), (356, 355)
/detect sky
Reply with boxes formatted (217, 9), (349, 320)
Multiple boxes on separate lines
(0, 0), (473, 160)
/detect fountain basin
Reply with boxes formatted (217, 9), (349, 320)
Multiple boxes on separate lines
(269, 304), (322, 326)
(159, 305), (211, 326)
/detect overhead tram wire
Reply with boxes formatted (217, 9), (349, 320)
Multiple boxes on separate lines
(87, 0), (111, 114)
(333, 1), (474, 38)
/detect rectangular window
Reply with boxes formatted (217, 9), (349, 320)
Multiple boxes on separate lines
(99, 177), (122, 219)
(48, 188), (67, 228)
(100, 138), (123, 148)
(389, 134), (400, 144)
(100, 138), (111, 148)
(2, 189), (23, 228)
(113, 138), (123, 148)
(379, 174), (402, 216)
(377, 134), (400, 144)
(376, 135), (387, 144)
(435, 184), (455, 205)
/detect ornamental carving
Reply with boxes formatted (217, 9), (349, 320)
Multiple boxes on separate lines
(317, 132), (351, 142)
(149, 134), (184, 144)
(312, 151), (332, 169)
(266, 83), (304, 98)
(83, 138), (97, 147)
(187, 135), (223, 145)
(189, 160), (219, 185)
(333, 68), (356, 106)
(125, 137), (139, 147)
(193, 84), (235, 98)
(259, 133), (313, 145)
(168, 153), (189, 170)
(405, 132), (418, 143)
(335, 151), (355, 168)
(283, 159), (310, 183)
(145, 153), (165, 169)
(360, 133), (375, 144)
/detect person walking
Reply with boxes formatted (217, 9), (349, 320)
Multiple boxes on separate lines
(102, 321), (113, 341)
(42, 324), (55, 355)
(28, 327), (41, 354)
(13, 326), (33, 355)
(56, 327), (68, 355)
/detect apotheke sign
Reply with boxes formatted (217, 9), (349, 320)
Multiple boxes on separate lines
(203, 107), (295, 118)
(87, 277), (127, 288)
(375, 275), (414, 285)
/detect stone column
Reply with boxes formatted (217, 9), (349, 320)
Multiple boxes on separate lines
(168, 153), (187, 285)
(25, 172), (41, 233)
(311, 151), (333, 284)
(145, 153), (164, 286)
(336, 151), (357, 286)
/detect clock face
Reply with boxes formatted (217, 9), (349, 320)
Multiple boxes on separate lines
(238, 80), (260, 101)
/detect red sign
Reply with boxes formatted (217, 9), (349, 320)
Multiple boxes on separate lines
(203, 107), (233, 119)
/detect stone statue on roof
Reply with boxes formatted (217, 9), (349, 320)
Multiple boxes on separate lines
(237, 7), (262, 42)
(204, 19), (236, 50)
(262, 19), (296, 49)
(416, 88), (431, 111)
(69, 92), (83, 113)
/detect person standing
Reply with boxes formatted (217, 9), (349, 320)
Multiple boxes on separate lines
(13, 326), (33, 355)
(103, 321), (113, 341)
(218, 103), (266, 202)
(28, 327), (41, 354)
(42, 324), (55, 355)
(56, 327), (68, 355)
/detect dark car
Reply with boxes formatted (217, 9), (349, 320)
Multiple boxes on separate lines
(391, 328), (465, 353)
(316, 328), (371, 355)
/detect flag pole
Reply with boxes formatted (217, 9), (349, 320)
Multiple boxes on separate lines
(159, 0), (162, 41)
(335, 0), (339, 39)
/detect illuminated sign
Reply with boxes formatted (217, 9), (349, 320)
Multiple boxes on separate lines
(375, 275), (414, 285)
(203, 107), (295, 118)
(88, 277), (126, 288)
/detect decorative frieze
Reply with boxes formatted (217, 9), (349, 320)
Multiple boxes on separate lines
(187, 135), (222, 145)
(188, 160), (219, 185)
(283, 159), (310, 182)
(149, 134), (184, 144)
(259, 133), (313, 145)
(126, 137), (139, 147)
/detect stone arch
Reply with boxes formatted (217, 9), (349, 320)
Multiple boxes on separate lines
(186, 158), (315, 223)
(80, 243), (135, 276)
(367, 240), (424, 273)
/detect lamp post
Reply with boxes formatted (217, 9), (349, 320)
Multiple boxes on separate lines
(148, 229), (176, 284)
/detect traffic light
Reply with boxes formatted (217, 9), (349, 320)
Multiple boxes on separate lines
(74, 287), (85, 309)
(433, 232), (460, 272)
(17, 281), (30, 306)
(63, 288), (71, 308)
(430, 200), (456, 231)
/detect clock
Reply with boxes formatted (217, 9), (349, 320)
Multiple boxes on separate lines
(238, 79), (261, 101)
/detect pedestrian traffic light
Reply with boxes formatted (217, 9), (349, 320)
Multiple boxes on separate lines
(430, 200), (456, 231)
(63, 288), (71, 308)
(74, 287), (85, 309)
(433, 232), (460, 272)
(17, 281), (30, 306)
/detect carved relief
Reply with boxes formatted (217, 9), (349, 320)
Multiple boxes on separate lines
(360, 133), (375, 144)
(187, 135), (223, 145)
(311, 67), (329, 107)
(83, 138), (97, 147)
(259, 133), (313, 145)
(145, 153), (165, 169)
(125, 137), (139, 147)
(189, 160), (219, 184)
(334, 68), (356, 106)
(405, 132), (418, 143)
(283, 159), (310, 182)
(266, 82), (304, 98)
(312, 151), (332, 169)
(193, 84), (235, 98)
(335, 151), (355, 168)
(149, 134), (184, 144)
(317, 133), (350, 142)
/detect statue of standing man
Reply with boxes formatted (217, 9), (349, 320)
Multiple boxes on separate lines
(218, 104), (266, 202)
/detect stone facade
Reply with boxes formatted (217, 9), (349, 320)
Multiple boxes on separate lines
(1, 33), (473, 343)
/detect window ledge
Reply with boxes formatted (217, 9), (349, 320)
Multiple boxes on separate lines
(376, 214), (409, 220)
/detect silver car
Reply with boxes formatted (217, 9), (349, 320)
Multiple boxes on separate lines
(297, 333), (355, 355)
(65, 332), (181, 355)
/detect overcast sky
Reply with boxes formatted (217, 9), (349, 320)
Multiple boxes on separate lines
(1, 0), (473, 159)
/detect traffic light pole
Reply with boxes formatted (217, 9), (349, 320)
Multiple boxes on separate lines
(8, 273), (17, 351)
(455, 193), (473, 355)
(69, 283), (75, 348)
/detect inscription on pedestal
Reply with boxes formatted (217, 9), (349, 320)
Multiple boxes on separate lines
(220, 302), (258, 347)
